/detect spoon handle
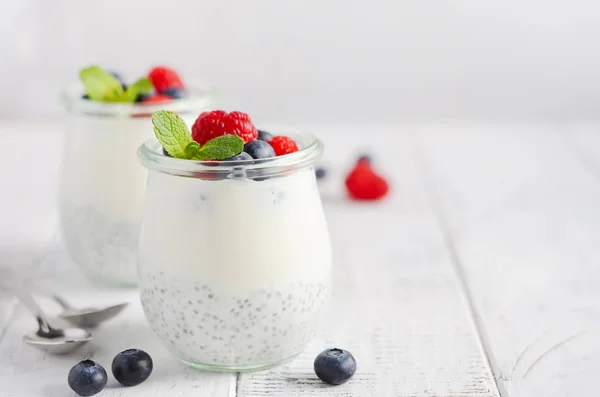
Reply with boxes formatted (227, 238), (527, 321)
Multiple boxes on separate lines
(0, 284), (54, 333)
(51, 295), (73, 310)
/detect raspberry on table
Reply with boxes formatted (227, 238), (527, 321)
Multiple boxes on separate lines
(345, 160), (389, 201)
(270, 136), (299, 156)
(148, 66), (184, 94)
(191, 110), (258, 146)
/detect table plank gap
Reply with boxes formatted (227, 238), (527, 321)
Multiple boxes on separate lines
(411, 130), (507, 397)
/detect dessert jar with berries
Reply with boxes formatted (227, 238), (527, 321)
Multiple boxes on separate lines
(136, 110), (332, 371)
(59, 66), (213, 286)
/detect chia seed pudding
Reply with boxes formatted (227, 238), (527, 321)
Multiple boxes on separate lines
(136, 135), (331, 371)
(140, 274), (330, 367)
(59, 82), (210, 285)
(59, 198), (140, 285)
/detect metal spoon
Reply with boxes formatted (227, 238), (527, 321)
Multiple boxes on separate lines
(51, 295), (128, 328)
(12, 290), (92, 354)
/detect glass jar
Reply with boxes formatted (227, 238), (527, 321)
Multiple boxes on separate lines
(59, 83), (214, 286)
(136, 129), (332, 371)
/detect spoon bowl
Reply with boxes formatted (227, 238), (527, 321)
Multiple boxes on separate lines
(23, 327), (92, 355)
(58, 303), (128, 328)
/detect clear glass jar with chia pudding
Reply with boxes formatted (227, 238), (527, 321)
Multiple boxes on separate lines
(59, 83), (214, 286)
(136, 128), (332, 371)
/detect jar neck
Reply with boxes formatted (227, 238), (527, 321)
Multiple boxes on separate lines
(137, 133), (323, 180)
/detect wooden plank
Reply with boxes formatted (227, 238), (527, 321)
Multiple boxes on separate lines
(0, 238), (235, 397)
(0, 124), (498, 396)
(415, 124), (600, 396)
(238, 128), (498, 396)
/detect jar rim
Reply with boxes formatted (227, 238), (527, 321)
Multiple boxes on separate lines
(60, 81), (215, 117)
(137, 126), (324, 179)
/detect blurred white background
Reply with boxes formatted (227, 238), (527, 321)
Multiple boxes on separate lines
(1, 0), (600, 123)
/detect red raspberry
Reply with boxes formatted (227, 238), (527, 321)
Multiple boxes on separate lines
(270, 136), (299, 156)
(148, 66), (184, 94)
(191, 110), (258, 146)
(142, 94), (172, 104)
(345, 160), (389, 201)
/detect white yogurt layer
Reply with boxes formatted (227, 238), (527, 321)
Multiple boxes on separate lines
(138, 167), (332, 367)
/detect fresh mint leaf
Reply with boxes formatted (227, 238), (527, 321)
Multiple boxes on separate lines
(184, 141), (200, 159)
(131, 77), (153, 94)
(193, 135), (244, 160)
(151, 110), (193, 159)
(121, 77), (153, 103)
(79, 65), (124, 102)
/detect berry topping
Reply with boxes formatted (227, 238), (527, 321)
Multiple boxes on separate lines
(270, 136), (299, 156)
(162, 87), (187, 99)
(257, 129), (274, 142)
(345, 159), (389, 201)
(111, 349), (153, 387)
(314, 348), (357, 385)
(153, 110), (244, 160)
(191, 110), (258, 146)
(68, 359), (108, 396)
(225, 151), (253, 161)
(143, 94), (172, 104)
(148, 66), (184, 93)
(244, 140), (276, 159)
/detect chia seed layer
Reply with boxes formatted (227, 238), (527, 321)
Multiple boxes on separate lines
(139, 271), (330, 367)
(59, 199), (140, 285)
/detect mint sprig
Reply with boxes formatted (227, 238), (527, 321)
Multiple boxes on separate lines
(152, 110), (244, 160)
(79, 66), (152, 103)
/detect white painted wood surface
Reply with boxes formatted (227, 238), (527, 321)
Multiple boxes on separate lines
(4, 121), (598, 396)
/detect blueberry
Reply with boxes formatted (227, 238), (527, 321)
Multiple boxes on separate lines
(111, 349), (153, 387)
(68, 359), (108, 396)
(162, 147), (173, 157)
(358, 153), (372, 163)
(82, 94), (90, 100)
(257, 129), (273, 142)
(315, 167), (327, 180)
(244, 140), (275, 159)
(136, 90), (154, 103)
(162, 87), (187, 99)
(225, 151), (253, 161)
(314, 348), (356, 385)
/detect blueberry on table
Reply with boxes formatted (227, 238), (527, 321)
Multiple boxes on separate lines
(257, 129), (274, 142)
(358, 154), (372, 163)
(111, 349), (153, 386)
(315, 167), (327, 180)
(225, 151), (253, 161)
(68, 359), (108, 396)
(162, 87), (187, 99)
(244, 140), (276, 159)
(314, 348), (356, 385)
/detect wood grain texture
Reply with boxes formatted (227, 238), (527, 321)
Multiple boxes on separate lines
(0, 124), (500, 396)
(0, 235), (236, 397)
(415, 124), (600, 396)
(237, 128), (498, 396)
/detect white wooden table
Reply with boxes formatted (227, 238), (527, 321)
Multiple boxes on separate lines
(1, 122), (599, 397)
